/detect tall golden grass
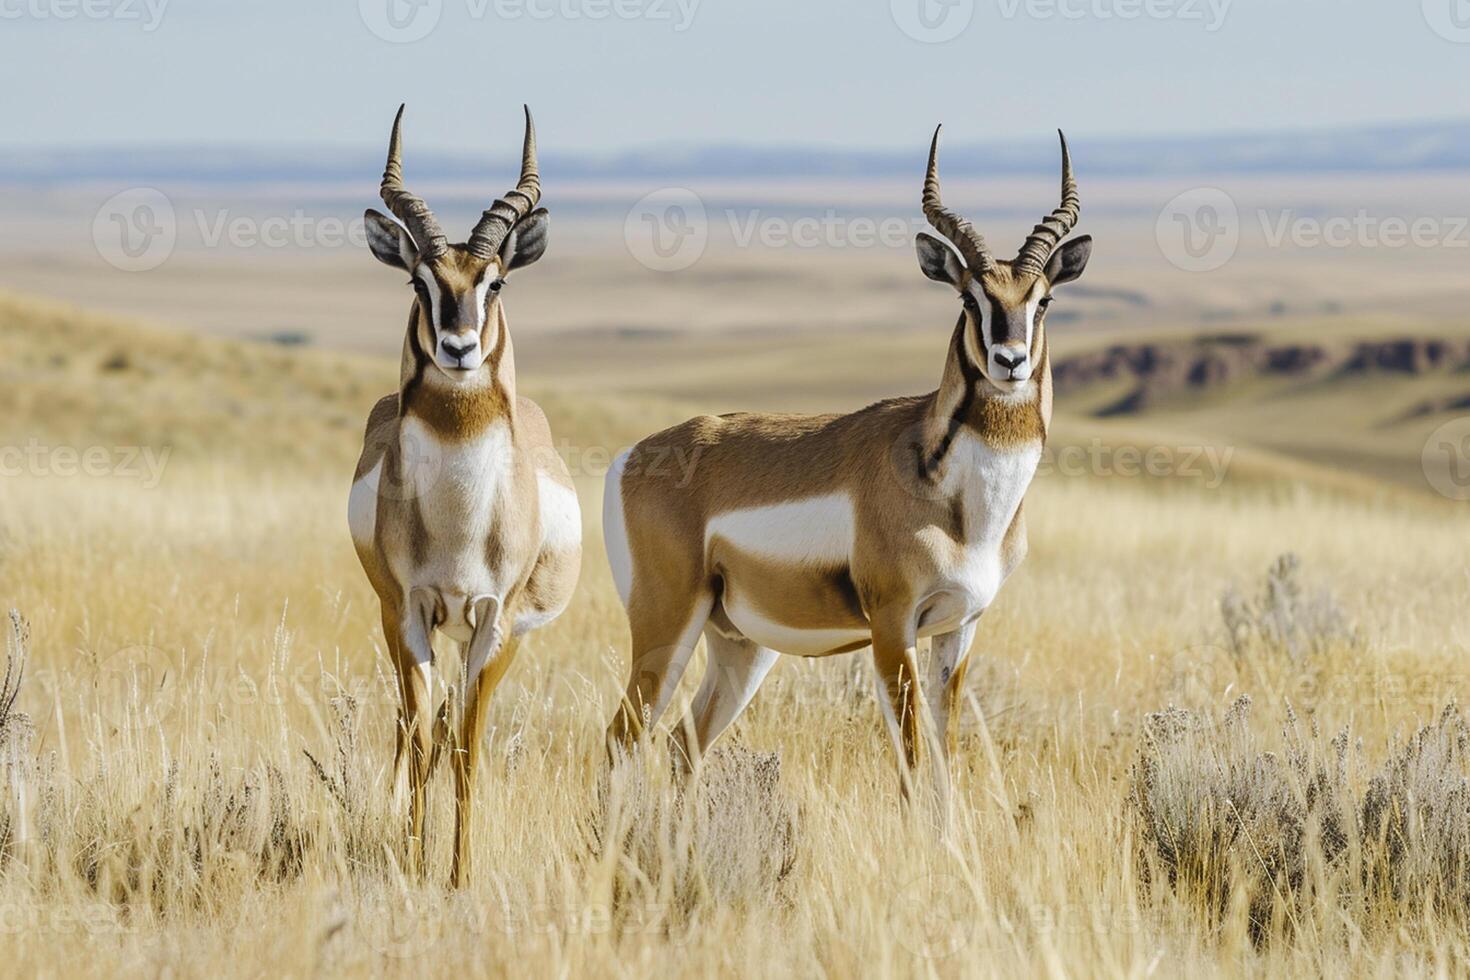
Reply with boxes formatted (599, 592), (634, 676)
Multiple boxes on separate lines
(1, 291), (1468, 976)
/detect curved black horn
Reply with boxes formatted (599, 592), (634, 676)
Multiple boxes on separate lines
(379, 104), (448, 261)
(465, 105), (542, 260)
(1013, 130), (1080, 279)
(921, 125), (995, 276)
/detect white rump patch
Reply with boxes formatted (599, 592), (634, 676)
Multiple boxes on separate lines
(347, 459), (382, 548)
(602, 450), (634, 605)
(538, 473), (582, 552)
(705, 493), (855, 565)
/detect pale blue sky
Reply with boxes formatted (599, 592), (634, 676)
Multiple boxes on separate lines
(3, 0), (1465, 151)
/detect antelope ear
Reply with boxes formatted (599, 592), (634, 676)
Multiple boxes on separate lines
(916, 232), (965, 288)
(1045, 235), (1092, 286)
(500, 208), (550, 272)
(365, 209), (417, 271)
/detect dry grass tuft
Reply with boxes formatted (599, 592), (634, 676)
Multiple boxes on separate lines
(2, 611), (34, 864)
(1130, 696), (1350, 943)
(596, 741), (800, 924)
(1221, 553), (1362, 666)
(1360, 703), (1470, 917)
(1132, 697), (1470, 948)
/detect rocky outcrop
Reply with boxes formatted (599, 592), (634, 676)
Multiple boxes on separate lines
(1052, 335), (1470, 416)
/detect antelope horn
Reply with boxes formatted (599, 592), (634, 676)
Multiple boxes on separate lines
(922, 125), (995, 277)
(1013, 130), (1080, 279)
(465, 105), (542, 260)
(379, 104), (448, 262)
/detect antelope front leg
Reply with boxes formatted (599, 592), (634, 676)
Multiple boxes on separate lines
(394, 589), (440, 877)
(925, 620), (977, 821)
(451, 595), (521, 888)
(871, 611), (925, 803)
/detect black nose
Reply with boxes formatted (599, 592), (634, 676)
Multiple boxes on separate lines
(440, 335), (478, 359)
(994, 350), (1026, 370)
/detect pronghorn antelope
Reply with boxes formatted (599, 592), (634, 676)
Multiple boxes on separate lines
(603, 127), (1091, 799)
(349, 105), (581, 884)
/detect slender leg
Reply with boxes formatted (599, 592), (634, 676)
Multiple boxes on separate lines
(429, 596), (501, 778)
(391, 590), (438, 876)
(671, 628), (780, 771)
(871, 608), (924, 802)
(451, 596), (520, 888)
(925, 620), (977, 817)
(605, 589), (715, 758)
(927, 621), (977, 760)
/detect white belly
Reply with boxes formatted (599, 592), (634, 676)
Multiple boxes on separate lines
(722, 591), (870, 656)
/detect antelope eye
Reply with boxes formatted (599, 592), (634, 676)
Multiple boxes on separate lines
(1038, 296), (1054, 310)
(488, 278), (505, 292)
